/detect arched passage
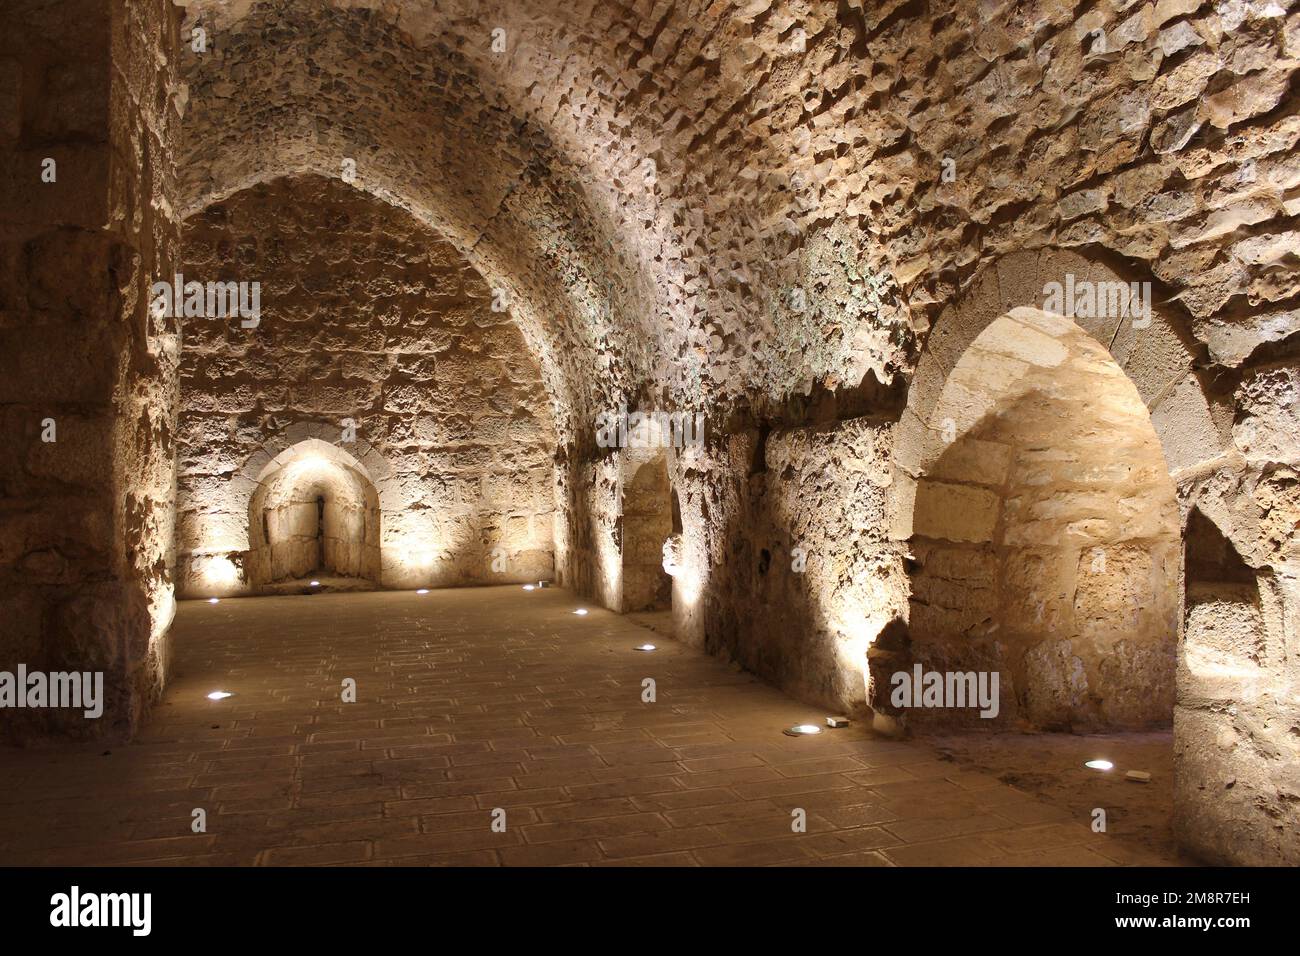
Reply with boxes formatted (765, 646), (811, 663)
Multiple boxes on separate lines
(884, 251), (1231, 735)
(173, 175), (559, 597)
(906, 308), (1181, 729)
(619, 419), (676, 613)
(247, 440), (381, 588)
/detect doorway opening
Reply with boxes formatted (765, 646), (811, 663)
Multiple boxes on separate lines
(617, 411), (678, 614)
(904, 308), (1181, 731)
(246, 440), (381, 591)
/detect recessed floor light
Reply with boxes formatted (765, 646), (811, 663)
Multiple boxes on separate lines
(634, 643), (656, 652)
(572, 608), (588, 616)
(416, 588), (429, 595)
(1085, 759), (1114, 771)
(207, 598), (219, 604)
(310, 580), (320, 587)
(522, 584), (535, 591)
(784, 724), (822, 736)
(207, 691), (233, 701)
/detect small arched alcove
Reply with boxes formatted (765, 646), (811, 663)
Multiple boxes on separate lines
(246, 439), (381, 590)
(1180, 508), (1265, 693)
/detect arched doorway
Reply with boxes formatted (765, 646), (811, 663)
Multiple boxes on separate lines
(905, 307), (1181, 729)
(883, 252), (1228, 738)
(620, 417), (676, 613)
(246, 439), (381, 590)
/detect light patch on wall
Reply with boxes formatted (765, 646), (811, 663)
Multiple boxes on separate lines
(672, 557), (703, 609)
(834, 608), (883, 704)
(405, 545), (437, 567)
(598, 526), (622, 607)
(192, 553), (241, 595)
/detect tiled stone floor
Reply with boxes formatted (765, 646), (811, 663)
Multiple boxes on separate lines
(0, 586), (1180, 866)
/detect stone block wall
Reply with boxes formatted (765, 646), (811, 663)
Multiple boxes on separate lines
(620, 450), (674, 612)
(2, 0), (1294, 866)
(175, 176), (556, 596)
(0, 0), (181, 741)
(664, 416), (907, 712)
(553, 448), (622, 607)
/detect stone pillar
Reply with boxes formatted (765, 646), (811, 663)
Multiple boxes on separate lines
(0, 0), (181, 740)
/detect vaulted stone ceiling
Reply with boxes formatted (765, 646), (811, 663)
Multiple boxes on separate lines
(173, 0), (919, 435)
(174, 0), (1300, 446)
(5, 0), (1297, 867)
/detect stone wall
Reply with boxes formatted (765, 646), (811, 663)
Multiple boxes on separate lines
(655, 415), (905, 711)
(3, 0), (1295, 866)
(0, 0), (181, 741)
(175, 176), (556, 596)
(553, 449), (622, 607)
(621, 449), (674, 612)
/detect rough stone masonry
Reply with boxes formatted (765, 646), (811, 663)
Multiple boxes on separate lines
(0, 0), (1296, 866)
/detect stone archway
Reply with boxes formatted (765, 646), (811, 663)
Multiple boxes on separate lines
(884, 252), (1233, 732)
(888, 256), (1229, 690)
(883, 253), (1239, 711)
(176, 425), (394, 598)
(879, 250), (1298, 863)
(618, 414), (676, 613)
(902, 306), (1183, 729)
(246, 439), (381, 589)
(890, 250), (1224, 526)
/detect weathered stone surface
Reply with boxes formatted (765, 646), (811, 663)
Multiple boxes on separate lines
(175, 176), (557, 595)
(1, 0), (1296, 871)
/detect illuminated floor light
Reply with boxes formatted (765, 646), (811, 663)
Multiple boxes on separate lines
(416, 589), (429, 595)
(310, 580), (320, 587)
(207, 691), (233, 701)
(634, 643), (656, 652)
(573, 608), (588, 616)
(784, 724), (822, 737)
(522, 584), (535, 591)
(207, 598), (219, 604)
(1085, 759), (1114, 771)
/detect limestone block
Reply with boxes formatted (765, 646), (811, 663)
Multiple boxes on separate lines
(1233, 364), (1300, 465)
(913, 481), (1000, 542)
(1022, 638), (1090, 728)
